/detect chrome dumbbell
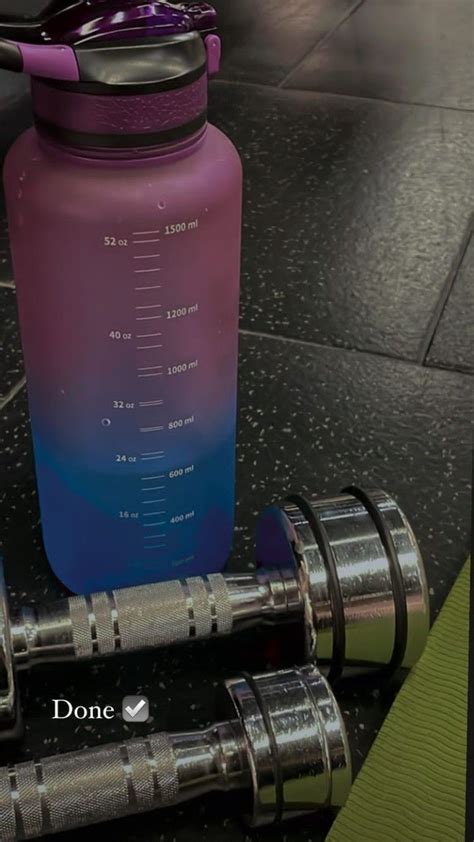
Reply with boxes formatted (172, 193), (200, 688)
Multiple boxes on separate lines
(1, 487), (429, 740)
(0, 665), (351, 840)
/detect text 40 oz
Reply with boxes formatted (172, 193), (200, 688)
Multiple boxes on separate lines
(109, 331), (132, 341)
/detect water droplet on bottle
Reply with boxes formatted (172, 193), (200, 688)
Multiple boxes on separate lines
(101, 418), (111, 427)
(158, 201), (166, 210)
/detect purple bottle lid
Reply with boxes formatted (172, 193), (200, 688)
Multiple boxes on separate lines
(0, 2), (220, 86)
(0, 2), (217, 44)
(0, 2), (224, 150)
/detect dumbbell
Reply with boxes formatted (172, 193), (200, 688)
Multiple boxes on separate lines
(0, 665), (351, 839)
(0, 486), (429, 740)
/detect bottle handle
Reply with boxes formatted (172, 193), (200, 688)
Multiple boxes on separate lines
(0, 38), (79, 81)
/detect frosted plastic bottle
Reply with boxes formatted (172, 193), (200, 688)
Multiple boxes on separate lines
(1, 3), (242, 592)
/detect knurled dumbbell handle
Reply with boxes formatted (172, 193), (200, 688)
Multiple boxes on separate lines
(0, 667), (351, 838)
(13, 569), (299, 666)
(66, 574), (237, 659)
(10, 486), (428, 675)
(0, 732), (181, 840)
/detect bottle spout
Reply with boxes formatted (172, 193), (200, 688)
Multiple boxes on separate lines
(0, 38), (79, 81)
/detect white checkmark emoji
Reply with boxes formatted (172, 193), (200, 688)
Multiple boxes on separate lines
(125, 699), (147, 718)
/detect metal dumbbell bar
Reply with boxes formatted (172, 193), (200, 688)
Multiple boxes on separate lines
(1, 486), (429, 739)
(0, 665), (351, 840)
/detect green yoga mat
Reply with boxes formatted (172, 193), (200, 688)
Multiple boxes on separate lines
(328, 561), (470, 842)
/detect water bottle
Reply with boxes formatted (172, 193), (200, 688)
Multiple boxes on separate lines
(1, 2), (242, 592)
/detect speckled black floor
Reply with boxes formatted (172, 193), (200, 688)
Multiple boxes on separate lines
(211, 0), (361, 85)
(426, 234), (474, 374)
(0, 2), (473, 841)
(209, 82), (474, 361)
(284, 0), (474, 110)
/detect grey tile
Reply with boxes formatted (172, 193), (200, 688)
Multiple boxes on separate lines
(285, 0), (474, 111)
(0, 198), (12, 286)
(212, 0), (360, 85)
(0, 286), (23, 400)
(234, 334), (471, 619)
(0, 69), (31, 286)
(0, 0), (50, 19)
(209, 82), (474, 360)
(427, 235), (474, 373)
(0, 70), (31, 159)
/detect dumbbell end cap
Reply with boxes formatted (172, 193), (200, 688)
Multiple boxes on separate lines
(0, 557), (20, 740)
(256, 488), (430, 677)
(221, 666), (352, 826)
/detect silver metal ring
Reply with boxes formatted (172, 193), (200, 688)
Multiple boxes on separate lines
(256, 489), (430, 676)
(222, 666), (352, 826)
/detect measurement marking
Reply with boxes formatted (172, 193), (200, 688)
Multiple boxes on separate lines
(136, 333), (161, 339)
(136, 304), (162, 310)
(134, 254), (161, 260)
(140, 425), (164, 433)
(133, 238), (161, 244)
(141, 450), (165, 456)
(137, 344), (162, 350)
(134, 268), (162, 274)
(144, 544), (167, 550)
(139, 400), (163, 407)
(142, 499), (166, 505)
(143, 534), (166, 539)
(140, 475), (165, 481)
(133, 229), (160, 236)
(143, 511), (166, 517)
(138, 365), (162, 371)
(137, 344), (163, 350)
(136, 315), (162, 321)
(143, 521), (167, 528)
(138, 372), (163, 377)
(135, 286), (162, 291)
(141, 486), (165, 492)
(141, 454), (165, 461)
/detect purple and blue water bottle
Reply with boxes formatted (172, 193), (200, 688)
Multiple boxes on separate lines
(1, 2), (242, 592)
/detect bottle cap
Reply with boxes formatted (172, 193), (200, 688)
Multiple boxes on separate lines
(0, 2), (221, 148)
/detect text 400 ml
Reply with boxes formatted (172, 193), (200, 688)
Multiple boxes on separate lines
(171, 511), (195, 524)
